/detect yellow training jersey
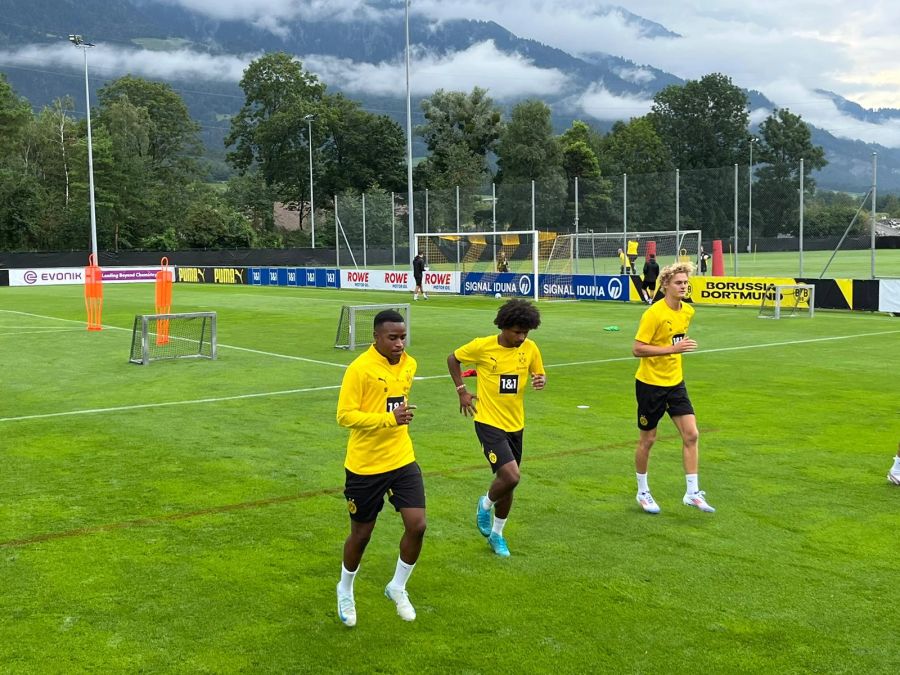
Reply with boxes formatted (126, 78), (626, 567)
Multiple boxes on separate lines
(634, 299), (694, 386)
(454, 336), (544, 432)
(336, 345), (417, 475)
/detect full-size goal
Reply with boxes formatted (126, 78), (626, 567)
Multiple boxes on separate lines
(335, 303), (411, 350)
(414, 230), (550, 300)
(543, 230), (702, 276)
(129, 312), (217, 365)
(758, 284), (815, 319)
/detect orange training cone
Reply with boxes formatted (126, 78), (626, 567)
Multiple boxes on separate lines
(84, 253), (103, 331)
(155, 256), (173, 345)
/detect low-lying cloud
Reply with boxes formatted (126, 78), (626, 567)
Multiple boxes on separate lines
(573, 84), (654, 121)
(0, 43), (252, 84)
(307, 41), (569, 99)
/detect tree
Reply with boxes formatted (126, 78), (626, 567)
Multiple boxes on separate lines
(225, 52), (325, 199)
(319, 94), (406, 196)
(495, 100), (567, 230)
(649, 73), (750, 237)
(98, 76), (201, 178)
(559, 121), (612, 232)
(649, 73), (749, 169)
(416, 87), (502, 191)
(597, 118), (674, 231)
(0, 73), (31, 159)
(753, 108), (827, 236)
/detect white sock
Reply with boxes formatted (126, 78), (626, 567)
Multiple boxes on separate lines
(338, 564), (357, 595)
(636, 472), (649, 493)
(686, 473), (699, 494)
(481, 494), (495, 510)
(892, 456), (900, 472)
(388, 557), (415, 591)
(492, 516), (507, 536)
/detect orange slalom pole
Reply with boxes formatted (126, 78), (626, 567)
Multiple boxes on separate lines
(84, 253), (103, 331)
(155, 256), (173, 345)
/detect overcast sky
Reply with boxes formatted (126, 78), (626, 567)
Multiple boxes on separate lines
(3, 0), (900, 146)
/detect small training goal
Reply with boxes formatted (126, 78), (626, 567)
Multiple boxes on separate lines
(335, 303), (411, 350)
(758, 284), (815, 319)
(129, 312), (217, 365)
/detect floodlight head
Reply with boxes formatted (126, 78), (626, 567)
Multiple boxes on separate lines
(68, 34), (95, 47)
(303, 114), (315, 122)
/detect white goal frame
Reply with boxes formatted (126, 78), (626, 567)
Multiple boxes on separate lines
(129, 311), (217, 365)
(335, 303), (411, 350)
(414, 230), (540, 301)
(544, 230), (703, 275)
(758, 284), (815, 319)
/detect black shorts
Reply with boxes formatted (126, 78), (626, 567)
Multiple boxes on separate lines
(475, 421), (523, 472)
(344, 461), (425, 523)
(414, 274), (423, 285)
(642, 279), (657, 291)
(635, 379), (694, 430)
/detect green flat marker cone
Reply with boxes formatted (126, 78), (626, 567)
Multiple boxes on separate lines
(603, 325), (620, 332)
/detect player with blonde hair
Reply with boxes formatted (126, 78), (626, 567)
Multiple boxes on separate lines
(631, 261), (715, 514)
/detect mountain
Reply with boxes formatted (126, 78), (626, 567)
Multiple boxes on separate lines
(0, 0), (898, 191)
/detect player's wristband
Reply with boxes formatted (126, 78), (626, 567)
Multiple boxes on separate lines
(456, 383), (467, 391)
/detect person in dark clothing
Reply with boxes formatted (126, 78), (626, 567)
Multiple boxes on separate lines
(641, 254), (660, 304)
(699, 247), (711, 276)
(412, 253), (427, 300)
(497, 252), (510, 273)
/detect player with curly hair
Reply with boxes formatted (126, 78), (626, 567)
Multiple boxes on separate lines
(447, 299), (546, 557)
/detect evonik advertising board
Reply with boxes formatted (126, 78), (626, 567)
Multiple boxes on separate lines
(9, 267), (165, 287)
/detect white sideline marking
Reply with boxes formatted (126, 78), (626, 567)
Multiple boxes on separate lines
(549, 329), (900, 368)
(0, 309), (348, 369)
(0, 328), (84, 336)
(1, 312), (896, 423)
(0, 385), (343, 423)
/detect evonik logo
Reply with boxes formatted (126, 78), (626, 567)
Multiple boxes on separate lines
(23, 270), (37, 284)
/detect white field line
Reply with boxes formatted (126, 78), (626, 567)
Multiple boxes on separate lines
(549, 329), (900, 368)
(0, 309), (348, 369)
(0, 328), (84, 336)
(0, 385), (343, 423)
(2, 330), (897, 424)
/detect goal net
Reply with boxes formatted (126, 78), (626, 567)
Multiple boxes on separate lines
(415, 230), (550, 300)
(544, 230), (702, 276)
(758, 284), (815, 319)
(129, 312), (217, 365)
(335, 303), (411, 350)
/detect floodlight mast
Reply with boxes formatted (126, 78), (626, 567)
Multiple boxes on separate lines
(303, 113), (316, 247)
(69, 34), (99, 262)
(405, 0), (415, 268)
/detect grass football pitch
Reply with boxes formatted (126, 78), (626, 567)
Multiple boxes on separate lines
(1, 283), (898, 673)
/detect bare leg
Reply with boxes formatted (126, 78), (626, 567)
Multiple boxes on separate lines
(397, 508), (426, 564)
(671, 414), (699, 473)
(635, 427), (657, 474)
(488, 461), (520, 519)
(342, 519), (377, 572)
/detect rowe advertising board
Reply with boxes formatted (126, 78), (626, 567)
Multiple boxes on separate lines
(248, 267), (339, 288)
(9, 267), (164, 287)
(340, 269), (461, 293)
